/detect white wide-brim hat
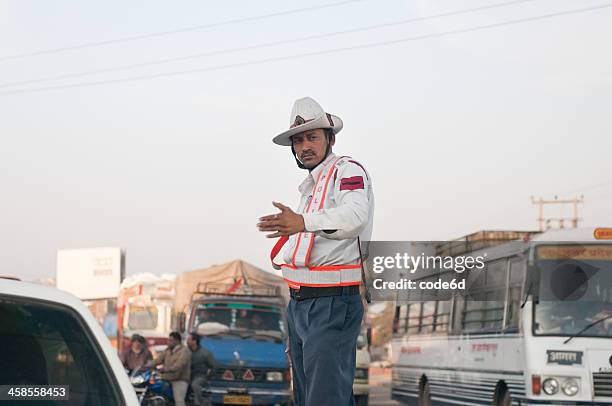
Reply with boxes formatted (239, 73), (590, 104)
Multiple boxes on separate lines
(272, 97), (343, 146)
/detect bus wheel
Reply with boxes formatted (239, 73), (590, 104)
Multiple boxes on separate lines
(418, 379), (432, 406)
(495, 388), (512, 406)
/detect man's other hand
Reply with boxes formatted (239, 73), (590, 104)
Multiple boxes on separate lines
(257, 201), (305, 238)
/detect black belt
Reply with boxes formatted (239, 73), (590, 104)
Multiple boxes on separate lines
(290, 285), (359, 301)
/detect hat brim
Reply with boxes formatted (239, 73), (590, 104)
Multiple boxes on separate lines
(273, 114), (343, 146)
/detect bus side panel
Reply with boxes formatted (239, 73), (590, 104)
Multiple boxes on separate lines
(391, 335), (526, 405)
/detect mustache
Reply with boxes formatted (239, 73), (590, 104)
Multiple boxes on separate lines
(300, 151), (315, 159)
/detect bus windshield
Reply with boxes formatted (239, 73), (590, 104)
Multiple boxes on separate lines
(533, 244), (612, 337)
(193, 303), (284, 335)
(127, 305), (159, 330)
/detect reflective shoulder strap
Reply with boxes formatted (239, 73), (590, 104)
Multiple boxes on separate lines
(270, 235), (289, 270)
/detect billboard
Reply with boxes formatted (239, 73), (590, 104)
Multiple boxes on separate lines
(56, 247), (125, 300)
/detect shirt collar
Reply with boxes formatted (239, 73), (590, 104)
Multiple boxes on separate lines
(298, 152), (336, 194)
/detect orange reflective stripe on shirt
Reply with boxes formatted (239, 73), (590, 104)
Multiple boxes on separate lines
(309, 264), (361, 271)
(283, 278), (361, 288)
(270, 235), (289, 269)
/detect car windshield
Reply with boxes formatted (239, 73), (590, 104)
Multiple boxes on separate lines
(193, 302), (284, 334)
(127, 305), (158, 330)
(0, 295), (123, 406)
(533, 244), (612, 337)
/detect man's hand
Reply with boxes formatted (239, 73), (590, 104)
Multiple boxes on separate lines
(257, 201), (305, 238)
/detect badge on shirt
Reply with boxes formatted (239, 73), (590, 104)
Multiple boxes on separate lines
(340, 176), (364, 191)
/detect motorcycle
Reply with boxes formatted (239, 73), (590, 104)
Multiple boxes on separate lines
(128, 367), (173, 406)
(128, 367), (211, 406)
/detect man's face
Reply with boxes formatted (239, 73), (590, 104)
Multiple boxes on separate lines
(252, 315), (262, 327)
(292, 128), (332, 169)
(131, 340), (143, 353)
(168, 336), (179, 349)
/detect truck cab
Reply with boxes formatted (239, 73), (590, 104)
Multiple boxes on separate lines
(186, 283), (292, 406)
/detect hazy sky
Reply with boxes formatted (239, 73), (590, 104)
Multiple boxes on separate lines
(1, 0), (611, 281)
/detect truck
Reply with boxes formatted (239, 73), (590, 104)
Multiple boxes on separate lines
(175, 260), (292, 406)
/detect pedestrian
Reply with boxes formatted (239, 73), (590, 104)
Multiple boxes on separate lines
(258, 97), (374, 406)
(187, 332), (215, 406)
(120, 333), (153, 372)
(147, 331), (191, 406)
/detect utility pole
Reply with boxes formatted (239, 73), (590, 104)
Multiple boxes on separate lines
(530, 195), (584, 231)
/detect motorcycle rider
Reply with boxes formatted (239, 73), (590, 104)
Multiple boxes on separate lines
(187, 332), (215, 406)
(120, 333), (152, 372)
(147, 331), (191, 406)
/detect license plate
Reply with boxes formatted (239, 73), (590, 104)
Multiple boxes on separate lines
(223, 395), (252, 405)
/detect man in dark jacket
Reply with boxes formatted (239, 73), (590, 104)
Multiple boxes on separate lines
(187, 332), (215, 406)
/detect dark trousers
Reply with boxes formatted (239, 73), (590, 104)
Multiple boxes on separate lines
(286, 292), (364, 406)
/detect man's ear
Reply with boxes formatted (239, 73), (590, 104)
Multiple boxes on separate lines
(329, 133), (336, 147)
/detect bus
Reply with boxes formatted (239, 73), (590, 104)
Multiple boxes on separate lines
(117, 276), (176, 354)
(390, 228), (612, 406)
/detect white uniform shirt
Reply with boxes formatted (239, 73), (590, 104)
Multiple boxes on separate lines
(281, 152), (374, 268)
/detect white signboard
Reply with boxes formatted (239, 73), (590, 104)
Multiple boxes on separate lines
(56, 247), (125, 300)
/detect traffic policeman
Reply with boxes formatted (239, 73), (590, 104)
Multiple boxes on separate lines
(258, 97), (374, 406)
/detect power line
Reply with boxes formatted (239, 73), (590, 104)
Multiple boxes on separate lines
(0, 0), (538, 89)
(0, 0), (369, 62)
(1, 3), (610, 96)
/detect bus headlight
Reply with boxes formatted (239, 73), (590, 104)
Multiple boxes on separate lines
(542, 378), (559, 395)
(266, 371), (283, 382)
(562, 378), (579, 396)
(354, 368), (369, 380)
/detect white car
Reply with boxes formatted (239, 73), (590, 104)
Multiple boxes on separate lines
(353, 330), (371, 406)
(0, 277), (139, 405)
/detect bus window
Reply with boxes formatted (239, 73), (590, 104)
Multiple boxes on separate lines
(533, 245), (612, 337)
(483, 289), (505, 330)
(504, 257), (526, 331)
(505, 286), (521, 330)
(407, 303), (421, 334)
(486, 260), (507, 287)
(128, 305), (158, 331)
(434, 301), (451, 332)
(509, 256), (526, 284)
(398, 304), (408, 334)
(462, 259), (508, 333)
(421, 301), (435, 333)
(392, 306), (400, 335)
(463, 300), (484, 331)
